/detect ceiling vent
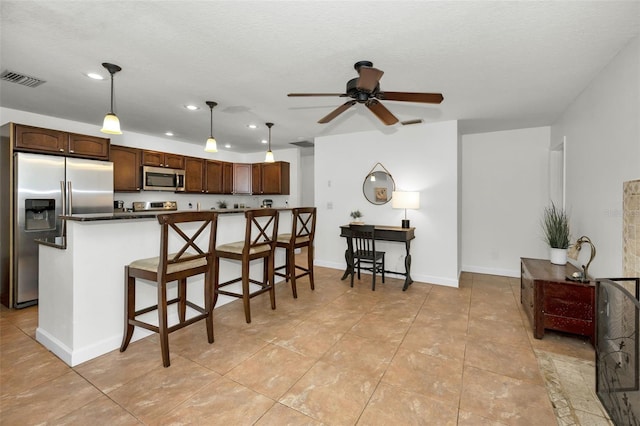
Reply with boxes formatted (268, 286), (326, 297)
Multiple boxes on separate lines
(290, 140), (314, 148)
(1, 70), (46, 88)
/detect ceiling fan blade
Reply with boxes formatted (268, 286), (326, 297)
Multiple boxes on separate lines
(288, 93), (345, 97)
(356, 67), (384, 92)
(366, 100), (399, 125)
(318, 100), (357, 123)
(378, 91), (444, 104)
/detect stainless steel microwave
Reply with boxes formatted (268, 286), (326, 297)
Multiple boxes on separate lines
(142, 165), (186, 192)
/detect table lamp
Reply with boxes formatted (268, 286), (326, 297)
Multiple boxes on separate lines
(392, 191), (420, 228)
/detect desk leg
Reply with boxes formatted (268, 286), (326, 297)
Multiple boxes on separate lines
(340, 239), (354, 281)
(402, 240), (413, 291)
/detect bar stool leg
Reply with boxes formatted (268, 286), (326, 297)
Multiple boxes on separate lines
(308, 245), (315, 291)
(242, 260), (251, 323)
(288, 247), (298, 298)
(268, 253), (276, 310)
(204, 272), (214, 343)
(120, 266), (135, 352)
(178, 278), (187, 323)
(157, 280), (170, 367)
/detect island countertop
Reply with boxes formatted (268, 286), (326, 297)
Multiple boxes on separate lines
(61, 207), (293, 222)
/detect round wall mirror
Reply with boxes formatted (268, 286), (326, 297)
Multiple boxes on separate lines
(363, 171), (396, 205)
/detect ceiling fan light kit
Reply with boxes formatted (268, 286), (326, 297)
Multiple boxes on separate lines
(288, 60), (443, 126)
(100, 62), (122, 135)
(204, 101), (218, 152)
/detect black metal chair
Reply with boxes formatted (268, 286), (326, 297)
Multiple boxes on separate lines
(275, 207), (317, 298)
(120, 211), (218, 367)
(349, 224), (385, 290)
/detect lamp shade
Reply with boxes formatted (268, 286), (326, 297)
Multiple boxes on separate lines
(101, 113), (122, 134)
(265, 150), (275, 163)
(392, 191), (420, 209)
(204, 137), (218, 152)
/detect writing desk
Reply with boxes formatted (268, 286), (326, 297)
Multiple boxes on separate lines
(340, 225), (415, 291)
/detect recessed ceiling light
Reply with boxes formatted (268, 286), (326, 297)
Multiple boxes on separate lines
(185, 105), (199, 111)
(165, 131), (174, 136)
(247, 124), (257, 129)
(224, 144), (231, 149)
(86, 72), (104, 80)
(261, 139), (268, 144)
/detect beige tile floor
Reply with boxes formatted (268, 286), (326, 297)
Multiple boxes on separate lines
(0, 257), (612, 425)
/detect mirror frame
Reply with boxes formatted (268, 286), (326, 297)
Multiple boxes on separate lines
(363, 170), (396, 205)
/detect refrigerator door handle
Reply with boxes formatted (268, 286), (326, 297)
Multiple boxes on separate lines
(60, 181), (67, 216)
(67, 181), (73, 216)
(60, 180), (67, 237)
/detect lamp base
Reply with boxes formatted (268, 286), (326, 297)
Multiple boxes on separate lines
(401, 219), (410, 229)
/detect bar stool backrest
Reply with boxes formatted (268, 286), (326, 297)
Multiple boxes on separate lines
(290, 207), (316, 244)
(156, 211), (218, 277)
(244, 208), (279, 254)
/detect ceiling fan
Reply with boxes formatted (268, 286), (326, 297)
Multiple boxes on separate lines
(288, 61), (443, 125)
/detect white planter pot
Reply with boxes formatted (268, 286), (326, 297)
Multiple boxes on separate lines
(550, 248), (568, 265)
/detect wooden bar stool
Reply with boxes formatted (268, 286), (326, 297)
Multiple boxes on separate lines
(275, 207), (317, 298)
(120, 211), (218, 367)
(214, 208), (279, 323)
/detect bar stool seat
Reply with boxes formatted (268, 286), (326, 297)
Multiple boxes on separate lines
(120, 211), (218, 367)
(275, 207), (317, 298)
(214, 208), (279, 323)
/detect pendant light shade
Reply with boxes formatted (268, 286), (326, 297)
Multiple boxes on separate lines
(100, 63), (122, 135)
(265, 122), (275, 163)
(204, 101), (218, 152)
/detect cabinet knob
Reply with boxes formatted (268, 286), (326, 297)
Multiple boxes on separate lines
(69, 150), (74, 153)
(59, 148), (64, 152)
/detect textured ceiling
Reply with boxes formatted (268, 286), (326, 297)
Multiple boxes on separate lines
(0, 1), (638, 153)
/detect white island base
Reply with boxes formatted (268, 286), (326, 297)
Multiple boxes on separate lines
(36, 212), (289, 366)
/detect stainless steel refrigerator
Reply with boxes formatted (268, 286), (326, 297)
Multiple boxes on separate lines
(13, 152), (114, 307)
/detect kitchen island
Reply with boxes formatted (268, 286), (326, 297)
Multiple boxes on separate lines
(36, 209), (291, 366)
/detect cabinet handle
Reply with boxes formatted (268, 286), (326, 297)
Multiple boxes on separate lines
(59, 148), (64, 152)
(69, 149), (74, 153)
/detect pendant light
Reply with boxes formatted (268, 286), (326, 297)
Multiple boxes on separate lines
(100, 63), (122, 135)
(204, 101), (218, 152)
(265, 122), (275, 162)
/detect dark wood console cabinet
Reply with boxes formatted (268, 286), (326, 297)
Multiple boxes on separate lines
(520, 257), (595, 344)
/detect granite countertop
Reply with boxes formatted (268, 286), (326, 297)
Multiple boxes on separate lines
(61, 207), (293, 222)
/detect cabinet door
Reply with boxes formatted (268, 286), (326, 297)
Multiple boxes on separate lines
(262, 162), (290, 195)
(14, 124), (66, 154)
(205, 160), (223, 194)
(184, 157), (205, 193)
(142, 150), (165, 167)
(110, 145), (141, 192)
(223, 162), (234, 194)
(232, 163), (250, 194)
(252, 163), (262, 194)
(68, 133), (110, 159)
(164, 153), (184, 169)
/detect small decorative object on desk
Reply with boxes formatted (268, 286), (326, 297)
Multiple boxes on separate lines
(217, 200), (227, 209)
(350, 210), (363, 224)
(541, 202), (570, 265)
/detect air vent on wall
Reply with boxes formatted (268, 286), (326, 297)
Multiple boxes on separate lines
(1, 70), (46, 88)
(290, 140), (314, 148)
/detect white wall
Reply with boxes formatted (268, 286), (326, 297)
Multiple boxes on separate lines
(0, 107), (301, 210)
(300, 154), (315, 207)
(314, 121), (460, 287)
(551, 35), (640, 278)
(462, 127), (551, 277)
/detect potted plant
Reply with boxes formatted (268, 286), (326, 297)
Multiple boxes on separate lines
(541, 202), (570, 265)
(217, 200), (228, 209)
(350, 210), (363, 224)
